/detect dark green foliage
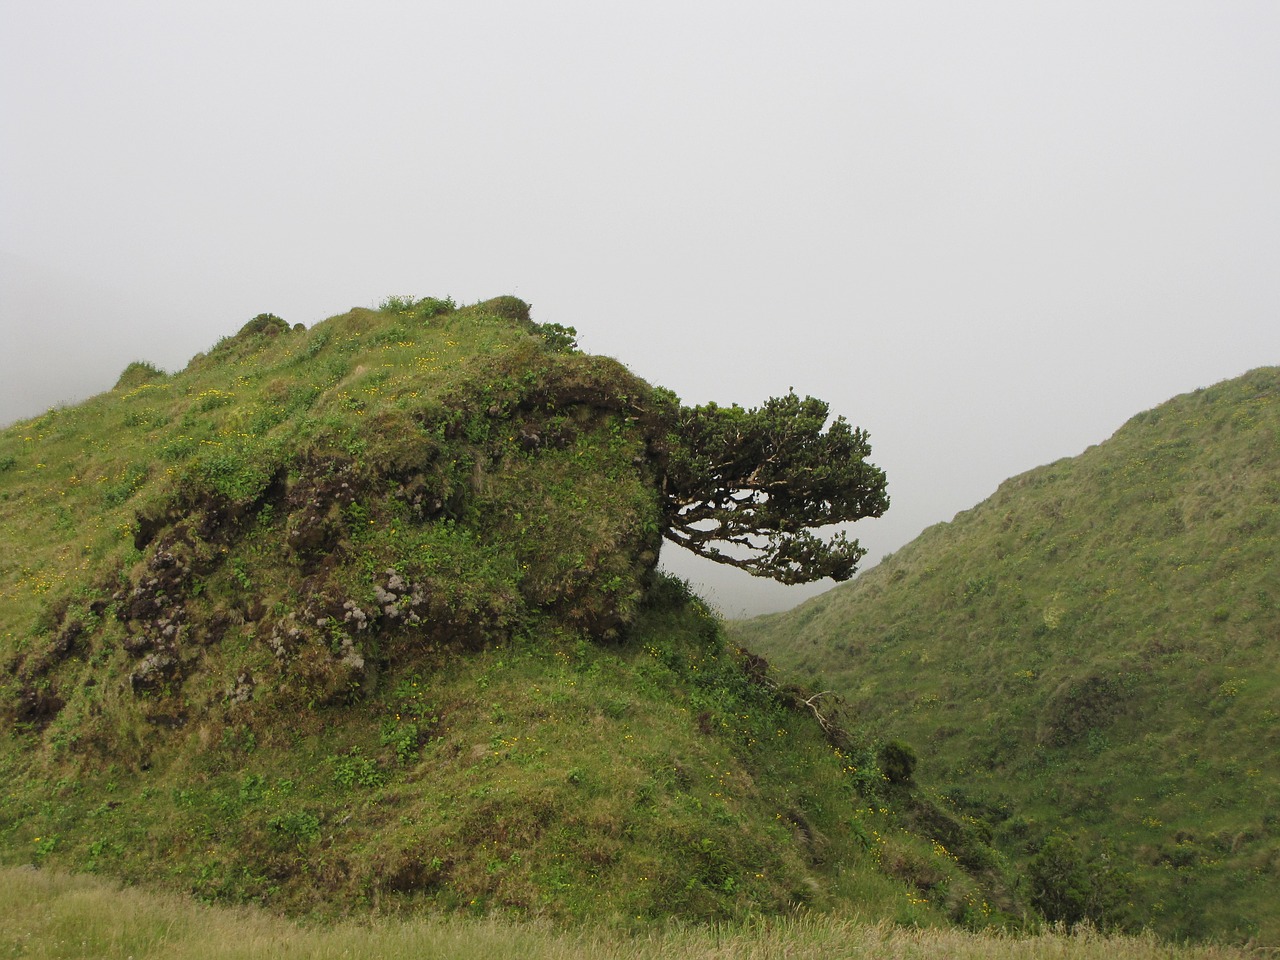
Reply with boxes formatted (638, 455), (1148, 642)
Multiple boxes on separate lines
(329, 750), (384, 789)
(266, 810), (321, 845)
(415, 297), (456, 319)
(1027, 834), (1130, 928)
(879, 741), (918, 786)
(657, 391), (889, 584)
(534, 322), (578, 353)
(237, 313), (290, 337)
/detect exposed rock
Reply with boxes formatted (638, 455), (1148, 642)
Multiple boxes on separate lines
(130, 651), (180, 693)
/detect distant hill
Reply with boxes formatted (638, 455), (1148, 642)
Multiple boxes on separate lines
(731, 367), (1280, 944)
(0, 296), (1014, 927)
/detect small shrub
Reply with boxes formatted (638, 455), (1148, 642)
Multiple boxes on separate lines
(413, 296), (456, 319)
(267, 810), (321, 844)
(880, 740), (918, 786)
(477, 295), (531, 325)
(114, 361), (166, 391)
(237, 313), (289, 337)
(330, 750), (384, 788)
(380, 715), (438, 766)
(31, 835), (58, 865)
(377, 295), (456, 319)
(534, 322), (578, 352)
(1027, 833), (1131, 929)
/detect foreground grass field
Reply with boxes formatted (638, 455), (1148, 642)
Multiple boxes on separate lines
(2, 867), (1256, 960)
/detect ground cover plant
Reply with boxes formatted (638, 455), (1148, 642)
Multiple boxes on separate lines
(732, 367), (1280, 945)
(2, 866), (1254, 960)
(0, 296), (1018, 932)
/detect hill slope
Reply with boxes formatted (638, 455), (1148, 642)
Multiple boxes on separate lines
(0, 296), (1011, 926)
(732, 367), (1280, 943)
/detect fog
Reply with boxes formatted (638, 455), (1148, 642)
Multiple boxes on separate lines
(3, 1), (1278, 615)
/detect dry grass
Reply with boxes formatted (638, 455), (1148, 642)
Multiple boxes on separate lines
(2, 867), (1258, 960)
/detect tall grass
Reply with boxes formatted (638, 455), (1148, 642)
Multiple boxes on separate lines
(1, 868), (1255, 960)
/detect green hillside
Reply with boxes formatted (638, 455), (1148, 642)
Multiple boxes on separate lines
(731, 367), (1280, 944)
(0, 297), (1013, 928)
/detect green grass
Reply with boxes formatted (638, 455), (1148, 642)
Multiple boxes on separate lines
(731, 367), (1280, 945)
(2, 867), (1252, 960)
(0, 576), (1000, 927)
(0, 297), (655, 655)
(0, 295), (1016, 933)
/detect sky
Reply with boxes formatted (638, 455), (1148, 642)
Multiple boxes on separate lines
(3, 1), (1278, 617)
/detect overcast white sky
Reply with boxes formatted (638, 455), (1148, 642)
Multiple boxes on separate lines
(3, 1), (1278, 616)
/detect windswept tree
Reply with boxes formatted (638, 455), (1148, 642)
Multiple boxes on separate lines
(655, 390), (889, 584)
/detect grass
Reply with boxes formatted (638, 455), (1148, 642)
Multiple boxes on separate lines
(5, 295), (1270, 947)
(0, 577), (999, 928)
(731, 366), (1280, 945)
(0, 296), (654, 658)
(0, 295), (1014, 933)
(2, 866), (1255, 960)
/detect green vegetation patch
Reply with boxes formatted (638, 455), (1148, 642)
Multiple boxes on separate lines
(733, 366), (1280, 945)
(0, 295), (1001, 930)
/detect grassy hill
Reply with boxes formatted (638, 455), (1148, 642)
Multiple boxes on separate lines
(731, 367), (1280, 944)
(0, 296), (1015, 929)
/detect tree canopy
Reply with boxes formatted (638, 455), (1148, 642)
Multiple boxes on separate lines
(655, 391), (889, 584)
